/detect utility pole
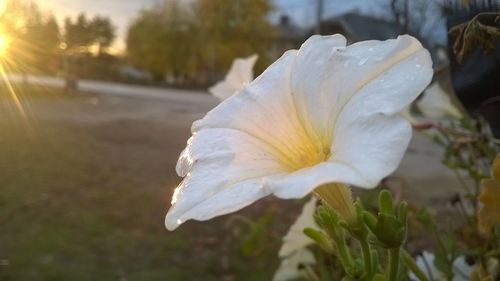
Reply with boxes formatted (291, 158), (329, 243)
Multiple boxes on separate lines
(315, 0), (324, 34)
(403, 0), (409, 33)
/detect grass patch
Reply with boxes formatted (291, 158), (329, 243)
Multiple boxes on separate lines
(0, 84), (283, 280)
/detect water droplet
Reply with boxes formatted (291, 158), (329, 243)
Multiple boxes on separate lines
(358, 57), (368, 65)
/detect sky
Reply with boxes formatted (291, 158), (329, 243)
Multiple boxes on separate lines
(32, 0), (444, 53)
(33, 0), (381, 53)
(36, 0), (156, 52)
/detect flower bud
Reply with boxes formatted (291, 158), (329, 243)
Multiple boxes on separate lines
(314, 183), (357, 225)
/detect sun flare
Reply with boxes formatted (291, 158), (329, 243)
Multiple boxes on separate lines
(0, 34), (9, 57)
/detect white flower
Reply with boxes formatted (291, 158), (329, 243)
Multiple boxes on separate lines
(165, 34), (433, 230)
(274, 198), (318, 281)
(279, 197), (319, 258)
(209, 54), (258, 100)
(410, 251), (473, 281)
(417, 82), (463, 120)
(272, 248), (316, 281)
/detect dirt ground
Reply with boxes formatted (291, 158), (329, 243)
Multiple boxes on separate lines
(0, 84), (463, 280)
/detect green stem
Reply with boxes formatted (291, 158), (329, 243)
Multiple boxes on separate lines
(456, 196), (474, 226)
(402, 250), (430, 281)
(452, 169), (472, 197)
(388, 248), (400, 281)
(430, 222), (453, 278)
(335, 236), (353, 271)
(360, 238), (373, 278)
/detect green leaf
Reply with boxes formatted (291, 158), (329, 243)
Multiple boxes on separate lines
(303, 228), (334, 253)
(379, 190), (394, 215)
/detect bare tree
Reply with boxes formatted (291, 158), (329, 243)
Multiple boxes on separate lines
(386, 0), (445, 44)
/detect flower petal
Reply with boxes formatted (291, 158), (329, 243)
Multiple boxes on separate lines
(410, 252), (474, 281)
(209, 80), (239, 101)
(166, 129), (285, 230)
(452, 256), (474, 281)
(195, 50), (319, 171)
(478, 178), (500, 206)
(279, 197), (318, 258)
(273, 249), (315, 281)
(198, 51), (299, 140)
(269, 162), (371, 198)
(417, 82), (463, 119)
(478, 155), (500, 235)
(209, 54), (258, 100)
(331, 113), (413, 187)
(290, 34), (347, 140)
(411, 251), (442, 281)
(291, 34), (432, 143)
(226, 54), (258, 88)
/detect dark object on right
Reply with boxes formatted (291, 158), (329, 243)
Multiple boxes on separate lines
(447, 6), (500, 137)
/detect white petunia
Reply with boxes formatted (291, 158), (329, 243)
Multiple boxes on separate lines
(279, 197), (319, 258)
(274, 198), (319, 281)
(410, 251), (473, 281)
(272, 248), (316, 281)
(166, 34), (433, 230)
(417, 82), (463, 120)
(209, 54), (258, 100)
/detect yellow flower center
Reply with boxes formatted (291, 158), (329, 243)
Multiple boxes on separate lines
(274, 132), (331, 172)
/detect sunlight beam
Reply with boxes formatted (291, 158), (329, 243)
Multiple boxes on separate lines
(0, 63), (27, 118)
(0, 35), (9, 57)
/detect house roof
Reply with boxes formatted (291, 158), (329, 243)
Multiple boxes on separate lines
(320, 12), (405, 42)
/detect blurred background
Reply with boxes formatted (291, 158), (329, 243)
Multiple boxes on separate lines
(0, 0), (498, 280)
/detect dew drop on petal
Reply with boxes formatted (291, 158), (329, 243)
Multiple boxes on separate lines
(358, 57), (368, 65)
